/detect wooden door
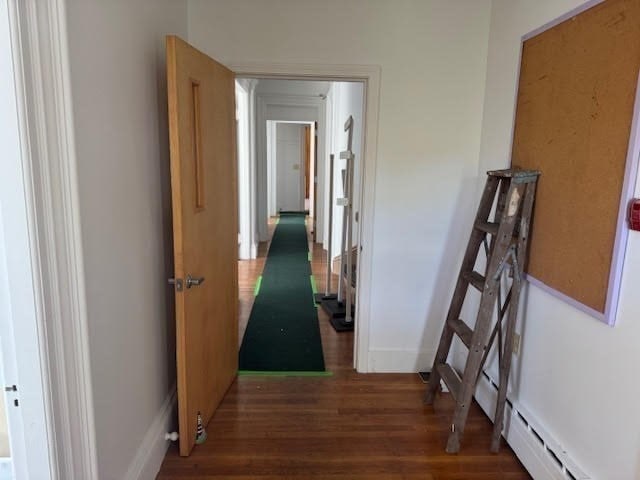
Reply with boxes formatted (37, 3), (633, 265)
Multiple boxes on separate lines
(166, 35), (238, 457)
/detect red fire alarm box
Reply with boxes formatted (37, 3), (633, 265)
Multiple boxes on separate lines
(630, 199), (640, 231)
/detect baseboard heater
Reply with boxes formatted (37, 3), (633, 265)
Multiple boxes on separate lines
(474, 371), (590, 480)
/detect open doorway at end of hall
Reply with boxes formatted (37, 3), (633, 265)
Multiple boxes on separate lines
(267, 121), (315, 216)
(234, 78), (366, 371)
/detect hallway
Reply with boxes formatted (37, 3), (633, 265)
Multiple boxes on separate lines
(156, 218), (530, 479)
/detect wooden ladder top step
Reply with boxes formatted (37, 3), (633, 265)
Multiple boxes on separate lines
(487, 168), (540, 181)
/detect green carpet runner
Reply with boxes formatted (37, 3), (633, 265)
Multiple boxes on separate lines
(239, 213), (326, 372)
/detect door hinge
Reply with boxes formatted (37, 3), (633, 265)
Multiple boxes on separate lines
(5, 386), (18, 407)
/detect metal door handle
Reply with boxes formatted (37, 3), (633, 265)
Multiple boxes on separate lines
(186, 275), (205, 288)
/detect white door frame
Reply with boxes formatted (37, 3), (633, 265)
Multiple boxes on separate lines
(233, 63), (381, 373)
(235, 78), (260, 260)
(235, 79), (257, 260)
(7, 1), (99, 479)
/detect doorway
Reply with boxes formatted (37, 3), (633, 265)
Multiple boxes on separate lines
(230, 62), (381, 374)
(268, 121), (314, 215)
(235, 78), (366, 371)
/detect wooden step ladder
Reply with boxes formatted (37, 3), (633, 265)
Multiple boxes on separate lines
(424, 168), (540, 454)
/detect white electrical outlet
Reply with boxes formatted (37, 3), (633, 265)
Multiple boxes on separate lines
(513, 333), (521, 356)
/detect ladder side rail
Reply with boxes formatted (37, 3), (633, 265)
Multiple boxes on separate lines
(479, 246), (518, 376)
(484, 178), (510, 276)
(513, 179), (538, 273)
(490, 271), (522, 452)
(490, 179), (538, 452)
(424, 176), (500, 404)
(478, 287), (512, 378)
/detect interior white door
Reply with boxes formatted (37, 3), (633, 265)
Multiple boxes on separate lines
(276, 123), (304, 212)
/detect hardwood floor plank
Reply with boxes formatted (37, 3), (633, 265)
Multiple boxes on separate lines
(157, 216), (530, 479)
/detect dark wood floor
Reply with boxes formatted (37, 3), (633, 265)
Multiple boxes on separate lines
(157, 218), (530, 479)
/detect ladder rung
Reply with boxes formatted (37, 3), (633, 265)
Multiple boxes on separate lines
(436, 363), (462, 401)
(463, 271), (485, 291)
(475, 221), (499, 235)
(450, 318), (473, 348)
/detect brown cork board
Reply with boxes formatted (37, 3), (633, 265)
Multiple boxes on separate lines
(512, 0), (640, 314)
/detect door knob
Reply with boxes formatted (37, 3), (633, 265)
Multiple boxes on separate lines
(186, 275), (205, 288)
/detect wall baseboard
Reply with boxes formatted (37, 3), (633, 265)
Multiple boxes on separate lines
(474, 373), (589, 480)
(123, 387), (177, 480)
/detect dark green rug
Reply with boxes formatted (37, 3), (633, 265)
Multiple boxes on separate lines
(239, 213), (326, 372)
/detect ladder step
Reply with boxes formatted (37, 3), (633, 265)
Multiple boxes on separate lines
(475, 221), (499, 235)
(450, 318), (474, 348)
(436, 363), (462, 401)
(463, 271), (485, 291)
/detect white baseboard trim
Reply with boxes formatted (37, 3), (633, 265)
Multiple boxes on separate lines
(367, 349), (435, 373)
(474, 373), (590, 480)
(123, 387), (177, 480)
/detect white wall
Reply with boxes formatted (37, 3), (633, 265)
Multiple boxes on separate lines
(188, 0), (492, 372)
(65, 1), (187, 479)
(472, 1), (640, 478)
(256, 79), (329, 97)
(275, 123), (305, 212)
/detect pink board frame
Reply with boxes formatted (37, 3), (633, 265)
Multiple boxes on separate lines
(512, 0), (640, 326)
